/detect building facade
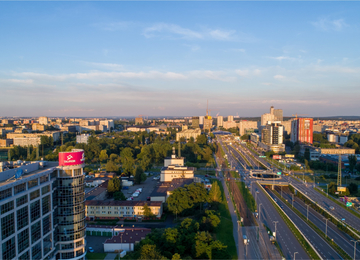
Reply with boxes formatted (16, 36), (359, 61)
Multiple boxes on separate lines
(239, 120), (258, 136)
(217, 116), (223, 127)
(0, 149), (87, 260)
(160, 165), (194, 182)
(176, 128), (201, 142)
(291, 118), (313, 144)
(192, 117), (200, 128)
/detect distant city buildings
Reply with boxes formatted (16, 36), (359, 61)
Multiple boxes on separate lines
(228, 115), (234, 122)
(217, 116), (223, 127)
(261, 106), (283, 126)
(135, 117), (144, 125)
(76, 133), (91, 144)
(38, 116), (48, 125)
(191, 117), (200, 128)
(176, 128), (201, 141)
(239, 120), (258, 136)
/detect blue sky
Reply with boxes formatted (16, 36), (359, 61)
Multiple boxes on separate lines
(1, 2), (360, 117)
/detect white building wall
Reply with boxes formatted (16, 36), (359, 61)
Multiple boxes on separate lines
(104, 243), (133, 252)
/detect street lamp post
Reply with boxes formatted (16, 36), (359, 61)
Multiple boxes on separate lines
(324, 218), (329, 238)
(259, 203), (263, 222)
(294, 252), (298, 260)
(350, 240), (360, 260)
(306, 204), (309, 221)
(273, 221), (279, 238)
(292, 194), (294, 208)
(326, 184), (329, 197)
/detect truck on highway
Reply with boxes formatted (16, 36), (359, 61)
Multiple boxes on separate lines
(243, 235), (249, 245)
(269, 236), (276, 244)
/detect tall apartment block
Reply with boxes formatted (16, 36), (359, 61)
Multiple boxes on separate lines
(291, 118), (313, 144)
(0, 149), (86, 260)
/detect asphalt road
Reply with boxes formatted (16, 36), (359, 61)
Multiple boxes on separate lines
(279, 187), (360, 259)
(267, 189), (342, 260)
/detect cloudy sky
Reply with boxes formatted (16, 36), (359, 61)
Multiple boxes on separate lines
(1, 2), (360, 117)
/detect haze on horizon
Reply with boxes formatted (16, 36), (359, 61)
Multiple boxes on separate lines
(1, 2), (360, 118)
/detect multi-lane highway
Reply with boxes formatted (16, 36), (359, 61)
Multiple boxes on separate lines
(217, 137), (310, 260)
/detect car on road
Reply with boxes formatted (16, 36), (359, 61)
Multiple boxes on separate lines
(88, 247), (94, 253)
(341, 218), (345, 222)
(153, 177), (160, 180)
(132, 192), (140, 197)
(329, 206), (335, 210)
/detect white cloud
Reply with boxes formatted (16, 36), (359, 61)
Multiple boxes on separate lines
(84, 62), (124, 71)
(208, 29), (236, 41)
(313, 65), (360, 74)
(143, 23), (203, 39)
(270, 56), (297, 61)
(235, 69), (262, 77)
(274, 75), (285, 80)
(312, 18), (348, 31)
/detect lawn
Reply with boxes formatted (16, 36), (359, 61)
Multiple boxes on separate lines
(195, 169), (216, 176)
(212, 179), (238, 259)
(86, 252), (107, 260)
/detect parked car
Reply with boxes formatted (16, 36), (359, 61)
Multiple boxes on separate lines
(147, 197), (151, 201)
(341, 218), (346, 222)
(137, 188), (143, 192)
(122, 186), (129, 190)
(126, 197), (134, 201)
(88, 247), (94, 253)
(330, 206), (335, 210)
(132, 192), (139, 197)
(153, 177), (160, 180)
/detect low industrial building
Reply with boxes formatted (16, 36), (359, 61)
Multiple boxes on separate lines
(85, 200), (163, 220)
(150, 178), (194, 202)
(176, 128), (201, 141)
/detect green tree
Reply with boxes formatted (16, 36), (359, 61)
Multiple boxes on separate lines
(328, 182), (337, 194)
(99, 149), (108, 162)
(201, 210), (220, 232)
(208, 181), (222, 203)
(114, 191), (126, 201)
(240, 134), (250, 140)
(172, 253), (181, 260)
(107, 177), (121, 194)
(134, 166), (147, 184)
(347, 183), (358, 195)
(139, 244), (164, 260)
(142, 203), (154, 218)
(196, 134), (207, 146)
(105, 160), (119, 173)
(120, 147), (135, 176)
(304, 148), (310, 161)
(348, 155), (357, 173)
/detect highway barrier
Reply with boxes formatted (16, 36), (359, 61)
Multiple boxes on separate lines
(257, 182), (323, 260)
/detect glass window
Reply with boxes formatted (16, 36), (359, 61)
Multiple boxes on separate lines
(74, 168), (82, 176)
(43, 233), (52, 256)
(18, 228), (29, 253)
(42, 215), (51, 235)
(1, 213), (14, 240)
(16, 194), (28, 207)
(31, 221), (41, 244)
(17, 206), (29, 230)
(30, 200), (40, 222)
(30, 190), (40, 200)
(76, 240), (83, 248)
(14, 183), (27, 194)
(61, 252), (74, 259)
(32, 242), (42, 260)
(28, 179), (38, 189)
(0, 188), (12, 201)
(42, 195), (51, 215)
(41, 185), (50, 195)
(1, 200), (14, 214)
(40, 175), (48, 184)
(19, 250), (29, 260)
(2, 237), (16, 260)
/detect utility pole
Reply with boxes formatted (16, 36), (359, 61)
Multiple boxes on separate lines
(326, 184), (329, 197)
(337, 155), (342, 187)
(259, 203), (262, 222)
(292, 194), (294, 208)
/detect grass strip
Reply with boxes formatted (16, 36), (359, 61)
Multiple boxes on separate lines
(257, 183), (320, 260)
(272, 190), (351, 260)
(313, 186), (360, 220)
(86, 253), (107, 260)
(212, 179), (238, 259)
(290, 185), (360, 239)
(263, 224), (286, 259)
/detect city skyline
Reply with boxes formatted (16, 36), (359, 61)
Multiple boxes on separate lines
(1, 2), (360, 117)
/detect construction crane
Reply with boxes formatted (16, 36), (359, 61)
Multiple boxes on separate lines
(292, 113), (308, 119)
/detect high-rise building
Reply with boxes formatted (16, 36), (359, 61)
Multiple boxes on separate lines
(239, 120), (259, 136)
(291, 118), (313, 144)
(0, 149), (86, 260)
(217, 116), (223, 127)
(192, 117), (200, 128)
(261, 106), (283, 125)
(261, 122), (284, 145)
(135, 117), (144, 125)
(228, 115), (234, 122)
(199, 116), (204, 125)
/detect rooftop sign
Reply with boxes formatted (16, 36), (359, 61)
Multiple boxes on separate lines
(59, 150), (85, 166)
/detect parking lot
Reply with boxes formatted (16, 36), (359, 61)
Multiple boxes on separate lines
(123, 174), (160, 201)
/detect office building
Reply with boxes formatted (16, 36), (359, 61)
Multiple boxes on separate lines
(291, 118), (313, 144)
(261, 106), (283, 125)
(261, 122), (284, 145)
(0, 139), (13, 147)
(38, 117), (49, 125)
(7, 132), (61, 142)
(199, 116), (204, 126)
(76, 134), (91, 144)
(191, 117), (199, 128)
(135, 117), (144, 125)
(203, 116), (212, 132)
(32, 123), (46, 132)
(239, 120), (259, 136)
(176, 128), (201, 142)
(222, 121), (237, 129)
(227, 115), (234, 122)
(217, 116), (223, 127)
(0, 149), (87, 260)
(164, 147), (184, 167)
(13, 137), (41, 147)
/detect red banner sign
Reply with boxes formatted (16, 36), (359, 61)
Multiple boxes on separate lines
(272, 155), (282, 160)
(59, 150), (85, 166)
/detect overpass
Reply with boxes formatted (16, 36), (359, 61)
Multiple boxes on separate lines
(250, 169), (282, 179)
(257, 180), (289, 189)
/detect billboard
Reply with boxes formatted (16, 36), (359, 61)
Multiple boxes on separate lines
(59, 150), (85, 166)
(337, 186), (347, 192)
(273, 155), (282, 160)
(285, 154), (295, 158)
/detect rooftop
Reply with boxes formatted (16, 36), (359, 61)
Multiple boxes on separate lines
(85, 200), (162, 207)
(104, 228), (151, 244)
